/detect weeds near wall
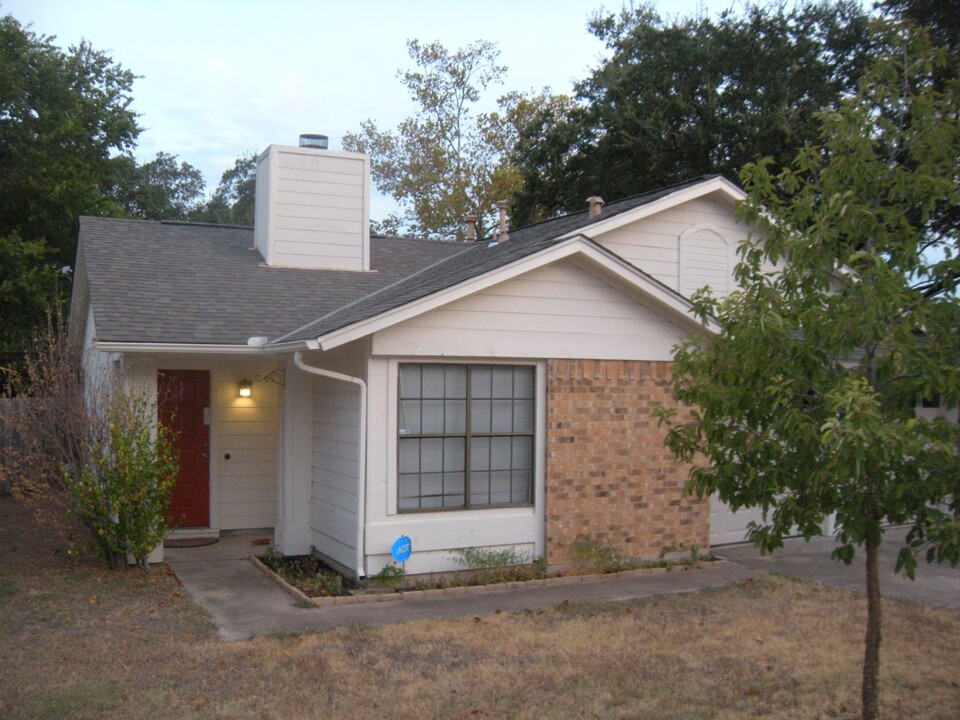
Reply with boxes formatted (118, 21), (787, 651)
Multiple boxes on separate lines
(453, 546), (544, 585)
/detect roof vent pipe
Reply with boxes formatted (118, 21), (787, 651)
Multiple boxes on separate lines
(465, 213), (478, 242)
(299, 133), (329, 150)
(497, 200), (510, 243)
(587, 196), (605, 218)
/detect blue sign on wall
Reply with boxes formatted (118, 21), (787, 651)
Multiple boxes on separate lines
(391, 535), (412, 563)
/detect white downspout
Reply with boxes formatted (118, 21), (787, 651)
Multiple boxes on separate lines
(294, 351), (368, 579)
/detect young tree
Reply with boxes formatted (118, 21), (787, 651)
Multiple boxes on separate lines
(509, 1), (877, 225)
(343, 40), (531, 241)
(655, 25), (960, 720)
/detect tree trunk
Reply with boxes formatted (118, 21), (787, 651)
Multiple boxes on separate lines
(861, 538), (882, 720)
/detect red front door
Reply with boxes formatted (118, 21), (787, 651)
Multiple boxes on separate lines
(158, 370), (210, 528)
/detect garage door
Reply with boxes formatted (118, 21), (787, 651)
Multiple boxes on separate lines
(710, 495), (838, 547)
(709, 494), (766, 546)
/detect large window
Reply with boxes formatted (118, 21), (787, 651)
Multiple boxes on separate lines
(398, 364), (535, 511)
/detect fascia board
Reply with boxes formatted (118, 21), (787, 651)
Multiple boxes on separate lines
(559, 177), (747, 240)
(317, 236), (714, 351)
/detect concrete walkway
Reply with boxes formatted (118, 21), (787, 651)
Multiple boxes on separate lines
(167, 527), (960, 641)
(166, 536), (756, 641)
(716, 525), (960, 609)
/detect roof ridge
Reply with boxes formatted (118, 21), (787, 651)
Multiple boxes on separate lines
(160, 220), (253, 230)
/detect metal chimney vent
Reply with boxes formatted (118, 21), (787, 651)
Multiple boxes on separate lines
(299, 133), (329, 150)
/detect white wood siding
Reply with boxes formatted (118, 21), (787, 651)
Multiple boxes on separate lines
(592, 195), (748, 299)
(311, 376), (361, 569)
(83, 306), (119, 396)
(372, 259), (688, 360)
(214, 370), (278, 529)
(679, 226), (734, 298)
(254, 145), (370, 271)
(306, 344), (367, 571)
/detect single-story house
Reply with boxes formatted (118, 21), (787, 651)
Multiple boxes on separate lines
(68, 138), (771, 576)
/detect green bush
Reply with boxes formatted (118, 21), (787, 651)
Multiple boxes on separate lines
(65, 392), (178, 570)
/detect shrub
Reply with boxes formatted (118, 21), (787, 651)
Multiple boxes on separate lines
(66, 392), (178, 569)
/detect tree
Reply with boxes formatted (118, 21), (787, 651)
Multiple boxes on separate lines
(112, 152), (206, 221)
(0, 12), (140, 351)
(0, 234), (63, 353)
(191, 153), (257, 226)
(654, 25), (960, 720)
(509, 1), (877, 225)
(343, 40), (534, 241)
(881, 0), (959, 57)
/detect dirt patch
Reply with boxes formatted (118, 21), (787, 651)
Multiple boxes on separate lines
(2, 493), (960, 719)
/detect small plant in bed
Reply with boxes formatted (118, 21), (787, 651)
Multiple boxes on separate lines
(452, 546), (547, 585)
(260, 549), (356, 597)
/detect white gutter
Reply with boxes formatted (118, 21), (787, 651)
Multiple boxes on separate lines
(95, 342), (272, 355)
(293, 351), (368, 579)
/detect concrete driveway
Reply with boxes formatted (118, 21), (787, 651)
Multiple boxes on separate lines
(716, 525), (960, 609)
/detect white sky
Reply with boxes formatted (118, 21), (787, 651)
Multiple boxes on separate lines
(5, 0), (780, 218)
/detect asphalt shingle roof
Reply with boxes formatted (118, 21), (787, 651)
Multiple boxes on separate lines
(80, 218), (466, 345)
(80, 175), (719, 347)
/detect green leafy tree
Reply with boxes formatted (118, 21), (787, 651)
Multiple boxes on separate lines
(0, 13), (140, 265)
(655, 25), (960, 720)
(881, 0), (959, 57)
(510, 1), (877, 224)
(344, 39), (536, 241)
(0, 12), (140, 351)
(192, 152), (257, 226)
(112, 152), (206, 220)
(0, 234), (63, 353)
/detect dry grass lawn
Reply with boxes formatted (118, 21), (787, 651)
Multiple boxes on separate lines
(1, 492), (959, 720)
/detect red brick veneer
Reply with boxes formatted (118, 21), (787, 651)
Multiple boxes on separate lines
(545, 359), (708, 564)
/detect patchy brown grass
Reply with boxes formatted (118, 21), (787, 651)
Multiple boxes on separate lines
(2, 493), (959, 720)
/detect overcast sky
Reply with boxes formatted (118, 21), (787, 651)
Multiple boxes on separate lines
(6, 0), (773, 217)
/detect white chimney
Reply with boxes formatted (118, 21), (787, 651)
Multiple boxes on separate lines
(254, 138), (370, 271)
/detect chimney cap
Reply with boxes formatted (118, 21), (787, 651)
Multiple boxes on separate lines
(586, 196), (605, 218)
(299, 133), (329, 150)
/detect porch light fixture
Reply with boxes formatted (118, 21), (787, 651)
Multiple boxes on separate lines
(238, 379), (252, 398)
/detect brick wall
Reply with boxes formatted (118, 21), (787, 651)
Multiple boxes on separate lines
(545, 359), (708, 564)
